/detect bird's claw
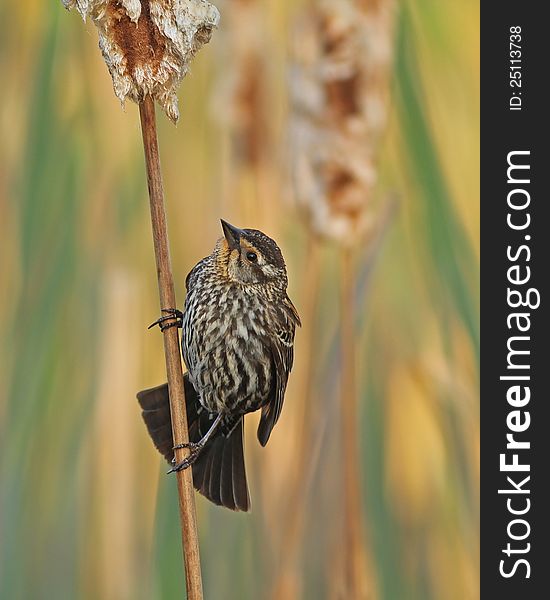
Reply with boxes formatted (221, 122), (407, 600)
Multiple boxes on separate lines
(168, 450), (201, 473)
(168, 440), (203, 473)
(168, 414), (222, 474)
(148, 308), (183, 332)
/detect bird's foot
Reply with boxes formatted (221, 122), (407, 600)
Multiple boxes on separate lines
(167, 413), (222, 473)
(173, 440), (201, 452)
(168, 448), (202, 473)
(148, 308), (183, 332)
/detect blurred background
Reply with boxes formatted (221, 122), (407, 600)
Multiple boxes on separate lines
(0, 0), (479, 599)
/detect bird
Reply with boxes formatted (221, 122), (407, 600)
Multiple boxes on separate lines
(137, 220), (300, 511)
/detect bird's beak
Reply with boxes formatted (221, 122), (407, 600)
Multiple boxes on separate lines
(221, 220), (244, 251)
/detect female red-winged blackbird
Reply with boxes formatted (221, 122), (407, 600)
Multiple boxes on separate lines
(137, 220), (300, 511)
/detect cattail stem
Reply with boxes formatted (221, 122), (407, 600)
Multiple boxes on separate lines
(340, 246), (372, 599)
(139, 95), (203, 600)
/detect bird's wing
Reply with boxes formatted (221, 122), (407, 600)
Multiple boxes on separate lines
(185, 256), (209, 291)
(257, 296), (300, 446)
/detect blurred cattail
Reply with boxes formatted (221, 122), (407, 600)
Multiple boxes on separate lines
(213, 0), (272, 168)
(286, 0), (397, 597)
(63, 0), (220, 123)
(211, 0), (281, 224)
(289, 0), (395, 245)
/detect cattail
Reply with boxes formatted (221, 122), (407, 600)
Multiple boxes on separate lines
(287, 1), (397, 597)
(290, 0), (395, 245)
(63, 0), (220, 123)
(210, 0), (278, 224)
(62, 2), (220, 598)
(213, 0), (272, 168)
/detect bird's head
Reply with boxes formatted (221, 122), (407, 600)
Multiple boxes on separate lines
(214, 220), (288, 288)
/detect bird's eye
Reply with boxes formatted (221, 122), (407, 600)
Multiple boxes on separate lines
(246, 251), (258, 263)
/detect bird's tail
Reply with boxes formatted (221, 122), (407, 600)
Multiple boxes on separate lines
(137, 376), (250, 511)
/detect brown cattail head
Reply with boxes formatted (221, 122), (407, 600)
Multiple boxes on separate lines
(212, 0), (272, 168)
(63, 0), (220, 123)
(290, 0), (396, 245)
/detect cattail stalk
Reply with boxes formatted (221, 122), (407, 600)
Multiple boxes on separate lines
(61, 2), (220, 597)
(339, 246), (369, 598)
(139, 95), (203, 600)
